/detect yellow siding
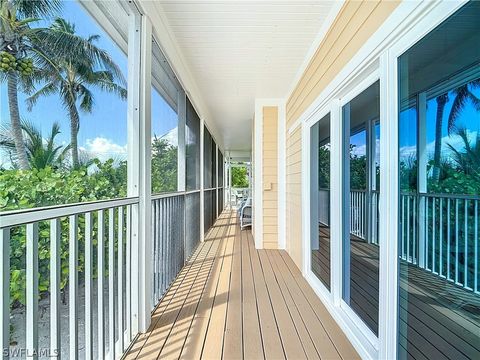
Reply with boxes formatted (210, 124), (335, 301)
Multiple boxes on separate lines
(285, 0), (399, 270)
(263, 106), (278, 249)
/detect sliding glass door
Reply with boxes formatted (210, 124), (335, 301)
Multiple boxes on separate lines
(397, 2), (480, 359)
(342, 80), (381, 335)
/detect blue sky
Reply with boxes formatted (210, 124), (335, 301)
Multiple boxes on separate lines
(0, 0), (177, 164)
(400, 85), (480, 160)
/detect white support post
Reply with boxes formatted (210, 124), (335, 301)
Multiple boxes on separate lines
(278, 102), (286, 250)
(200, 117), (205, 241)
(177, 90), (186, 192)
(126, 6), (142, 336)
(137, 15), (152, 333)
(418, 92), (427, 268)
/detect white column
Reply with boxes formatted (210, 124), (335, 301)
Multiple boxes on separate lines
(131, 14), (152, 333)
(126, 7), (141, 336)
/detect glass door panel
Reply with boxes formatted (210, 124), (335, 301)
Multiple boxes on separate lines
(397, 2), (480, 359)
(342, 80), (380, 335)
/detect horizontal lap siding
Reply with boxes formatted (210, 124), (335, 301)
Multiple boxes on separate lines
(285, 1), (399, 270)
(286, 128), (303, 266)
(263, 106), (278, 249)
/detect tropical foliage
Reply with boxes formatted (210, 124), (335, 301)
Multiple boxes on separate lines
(151, 136), (177, 193)
(231, 166), (249, 188)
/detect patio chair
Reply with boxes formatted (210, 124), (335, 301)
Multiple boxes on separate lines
(240, 197), (252, 229)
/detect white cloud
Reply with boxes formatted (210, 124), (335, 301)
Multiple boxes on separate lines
(400, 129), (478, 160)
(82, 137), (127, 162)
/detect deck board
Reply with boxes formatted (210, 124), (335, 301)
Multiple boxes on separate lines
(127, 211), (357, 359)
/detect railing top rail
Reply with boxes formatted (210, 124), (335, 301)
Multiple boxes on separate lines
(151, 191), (188, 201)
(401, 192), (480, 200)
(0, 196), (139, 228)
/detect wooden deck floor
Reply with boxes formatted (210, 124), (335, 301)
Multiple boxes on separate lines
(125, 211), (359, 360)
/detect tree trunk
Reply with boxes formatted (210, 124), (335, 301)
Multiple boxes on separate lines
(7, 72), (30, 170)
(68, 104), (80, 168)
(433, 94), (448, 181)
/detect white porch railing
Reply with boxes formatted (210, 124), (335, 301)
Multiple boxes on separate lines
(1, 197), (138, 359)
(318, 190), (479, 294)
(400, 192), (480, 294)
(0, 190), (205, 359)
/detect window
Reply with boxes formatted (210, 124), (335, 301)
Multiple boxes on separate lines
(0, 0), (130, 210)
(151, 39), (179, 194)
(342, 80), (380, 335)
(186, 97), (200, 190)
(397, 2), (480, 358)
(310, 113), (331, 290)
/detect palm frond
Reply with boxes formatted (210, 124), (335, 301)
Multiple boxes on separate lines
(25, 81), (59, 110)
(447, 85), (468, 134)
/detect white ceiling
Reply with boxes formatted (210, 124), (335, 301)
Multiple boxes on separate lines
(152, 1), (338, 151)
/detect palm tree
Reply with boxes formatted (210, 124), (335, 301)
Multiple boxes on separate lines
(432, 79), (480, 181)
(0, 0), (62, 170)
(0, 120), (70, 169)
(27, 18), (127, 168)
(446, 79), (480, 134)
(432, 94), (448, 181)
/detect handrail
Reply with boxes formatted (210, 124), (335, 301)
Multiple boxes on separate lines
(151, 191), (186, 201)
(0, 197), (139, 228)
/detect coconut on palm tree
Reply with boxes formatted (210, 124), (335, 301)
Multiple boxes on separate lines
(27, 18), (127, 168)
(0, 0), (62, 170)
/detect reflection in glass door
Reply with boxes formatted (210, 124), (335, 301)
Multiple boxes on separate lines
(342, 81), (380, 335)
(397, 2), (480, 359)
(310, 113), (331, 290)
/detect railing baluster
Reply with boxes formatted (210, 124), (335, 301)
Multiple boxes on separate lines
(464, 200), (468, 288)
(98, 210), (105, 359)
(407, 196), (411, 261)
(1, 228), (10, 360)
(118, 206), (124, 353)
(108, 207), (116, 360)
(426, 197), (429, 270)
(26, 223), (39, 359)
(125, 205), (132, 343)
(455, 199), (459, 284)
(85, 213), (93, 360)
(413, 196), (417, 264)
(439, 198), (443, 277)
(475, 200), (478, 293)
(447, 199), (451, 280)
(401, 195), (405, 260)
(432, 198), (436, 274)
(50, 219), (61, 358)
(69, 215), (79, 359)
